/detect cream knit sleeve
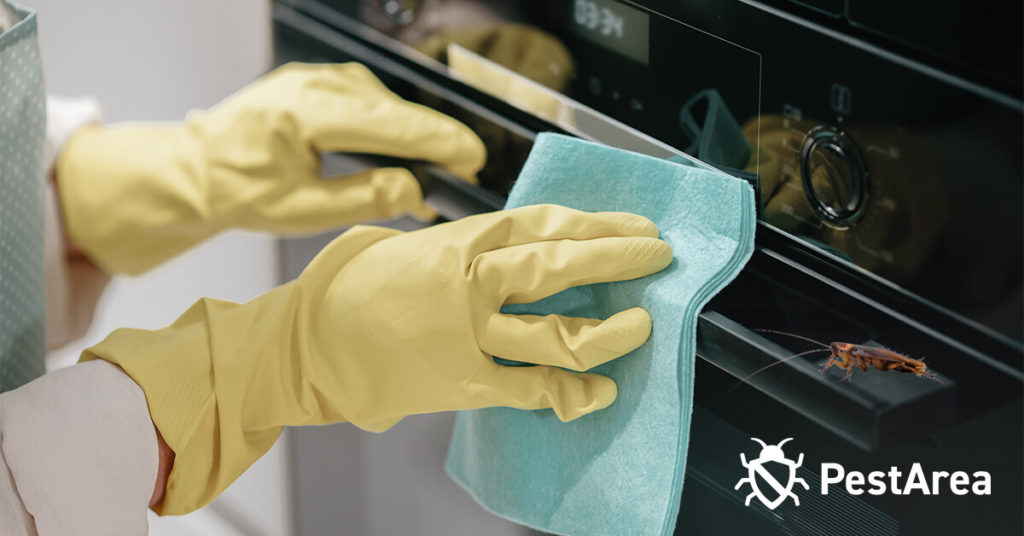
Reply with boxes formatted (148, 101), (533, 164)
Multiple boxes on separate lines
(0, 360), (158, 535)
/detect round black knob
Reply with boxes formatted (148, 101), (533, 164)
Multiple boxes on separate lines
(799, 126), (868, 227)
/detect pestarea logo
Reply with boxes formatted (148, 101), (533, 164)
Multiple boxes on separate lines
(735, 437), (992, 510)
(735, 438), (808, 509)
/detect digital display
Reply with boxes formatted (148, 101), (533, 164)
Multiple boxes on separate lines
(571, 0), (650, 65)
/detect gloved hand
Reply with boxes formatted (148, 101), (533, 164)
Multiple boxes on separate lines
(56, 62), (486, 275)
(80, 205), (672, 514)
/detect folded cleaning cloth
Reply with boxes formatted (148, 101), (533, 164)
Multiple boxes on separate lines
(445, 133), (756, 535)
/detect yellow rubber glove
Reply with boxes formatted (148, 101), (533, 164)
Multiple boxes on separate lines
(80, 205), (672, 515)
(56, 62), (486, 275)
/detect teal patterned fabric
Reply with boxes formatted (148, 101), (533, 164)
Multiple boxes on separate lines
(0, 1), (47, 392)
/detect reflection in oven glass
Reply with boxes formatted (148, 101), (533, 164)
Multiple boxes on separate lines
(357, 0), (578, 198)
(747, 115), (949, 285)
(325, 0), (1021, 339)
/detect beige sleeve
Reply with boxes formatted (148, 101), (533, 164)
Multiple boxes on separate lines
(0, 445), (36, 535)
(0, 360), (158, 535)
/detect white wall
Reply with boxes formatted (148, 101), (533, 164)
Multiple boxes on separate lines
(31, 1), (291, 534)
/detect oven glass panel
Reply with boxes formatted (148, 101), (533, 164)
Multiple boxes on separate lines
(313, 0), (1022, 343)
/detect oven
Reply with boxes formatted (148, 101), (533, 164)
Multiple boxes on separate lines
(272, 2), (1023, 534)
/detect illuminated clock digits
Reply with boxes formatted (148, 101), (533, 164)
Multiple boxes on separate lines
(601, 7), (623, 37)
(571, 0), (650, 64)
(575, 0), (624, 38)
(575, 0), (600, 29)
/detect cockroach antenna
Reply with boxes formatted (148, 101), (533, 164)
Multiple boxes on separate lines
(753, 329), (830, 349)
(725, 347), (831, 394)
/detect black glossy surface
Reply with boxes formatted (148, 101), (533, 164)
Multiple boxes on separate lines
(311, 0), (1023, 344)
(274, 3), (1023, 533)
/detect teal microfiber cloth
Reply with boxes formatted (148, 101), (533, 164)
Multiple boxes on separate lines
(445, 133), (756, 535)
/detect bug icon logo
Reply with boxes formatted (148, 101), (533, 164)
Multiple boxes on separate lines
(735, 438), (809, 509)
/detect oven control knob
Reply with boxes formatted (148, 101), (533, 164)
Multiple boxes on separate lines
(377, 0), (420, 26)
(799, 126), (868, 227)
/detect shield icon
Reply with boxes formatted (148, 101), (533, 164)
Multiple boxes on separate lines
(735, 438), (809, 509)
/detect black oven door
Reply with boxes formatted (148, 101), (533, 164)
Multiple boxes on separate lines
(273, 2), (1022, 535)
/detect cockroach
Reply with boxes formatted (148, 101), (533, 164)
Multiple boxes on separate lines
(731, 330), (939, 389)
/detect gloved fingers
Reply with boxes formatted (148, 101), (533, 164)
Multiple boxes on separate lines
(482, 365), (618, 421)
(254, 167), (426, 232)
(325, 166), (437, 223)
(408, 204), (439, 223)
(479, 308), (652, 371)
(299, 65), (486, 181)
(453, 205), (660, 254)
(470, 235), (672, 304)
